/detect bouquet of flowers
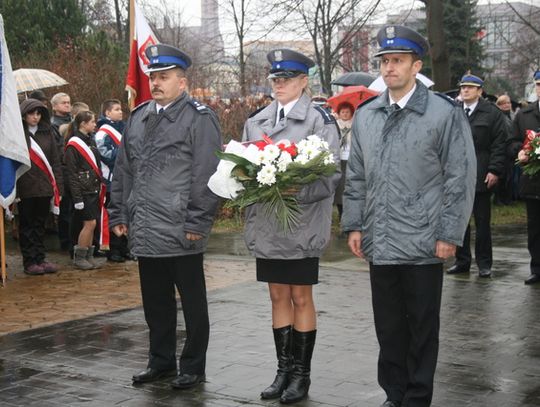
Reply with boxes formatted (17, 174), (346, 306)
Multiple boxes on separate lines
(517, 130), (540, 176)
(208, 135), (337, 232)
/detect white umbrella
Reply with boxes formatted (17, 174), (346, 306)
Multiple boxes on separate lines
(13, 68), (68, 93)
(368, 73), (434, 92)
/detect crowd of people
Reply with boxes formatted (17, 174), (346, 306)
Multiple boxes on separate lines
(6, 22), (540, 407)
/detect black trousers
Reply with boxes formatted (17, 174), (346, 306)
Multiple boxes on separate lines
(370, 263), (443, 407)
(138, 254), (209, 374)
(58, 191), (72, 251)
(18, 197), (51, 268)
(526, 199), (540, 276)
(455, 191), (492, 269)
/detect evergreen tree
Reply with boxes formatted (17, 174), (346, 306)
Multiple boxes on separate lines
(0, 0), (86, 62)
(422, 0), (485, 89)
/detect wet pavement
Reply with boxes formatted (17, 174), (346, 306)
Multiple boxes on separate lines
(1, 225), (540, 406)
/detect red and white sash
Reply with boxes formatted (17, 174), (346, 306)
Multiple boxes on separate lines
(66, 136), (110, 250)
(95, 124), (122, 146)
(29, 137), (60, 215)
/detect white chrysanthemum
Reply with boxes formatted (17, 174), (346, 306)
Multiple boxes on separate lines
(257, 164), (277, 185)
(243, 144), (264, 164)
(262, 144), (280, 163)
(295, 154), (310, 165)
(276, 151), (292, 172)
(323, 154), (334, 165)
(535, 146), (540, 156)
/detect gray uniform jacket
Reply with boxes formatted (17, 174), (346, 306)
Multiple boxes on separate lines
(342, 81), (476, 265)
(242, 93), (341, 259)
(109, 92), (222, 257)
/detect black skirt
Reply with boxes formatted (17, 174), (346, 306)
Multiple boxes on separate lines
(256, 257), (319, 285)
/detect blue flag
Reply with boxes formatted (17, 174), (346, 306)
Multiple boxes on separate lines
(0, 14), (30, 208)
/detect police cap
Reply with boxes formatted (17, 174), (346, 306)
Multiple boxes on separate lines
(374, 25), (429, 58)
(534, 70), (540, 84)
(459, 73), (484, 87)
(267, 49), (315, 79)
(145, 44), (192, 72)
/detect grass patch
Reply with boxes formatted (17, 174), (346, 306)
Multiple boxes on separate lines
(213, 200), (527, 233)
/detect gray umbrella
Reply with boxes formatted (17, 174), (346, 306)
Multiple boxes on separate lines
(331, 72), (376, 87)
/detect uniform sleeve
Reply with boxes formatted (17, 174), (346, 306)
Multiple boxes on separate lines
(108, 122), (133, 228)
(508, 111), (525, 159)
(184, 110), (222, 236)
(341, 111), (366, 232)
(436, 107), (477, 245)
(295, 115), (341, 204)
(487, 108), (509, 177)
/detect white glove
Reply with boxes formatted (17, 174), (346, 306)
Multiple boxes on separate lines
(74, 202), (84, 210)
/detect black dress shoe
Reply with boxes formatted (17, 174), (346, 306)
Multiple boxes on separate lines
(446, 264), (470, 275)
(132, 367), (177, 383)
(171, 373), (205, 389)
(479, 268), (492, 278)
(381, 401), (401, 407)
(525, 273), (540, 285)
(108, 253), (125, 263)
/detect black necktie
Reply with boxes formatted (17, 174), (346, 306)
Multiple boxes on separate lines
(393, 103), (400, 111)
(279, 108), (285, 121)
(158, 107), (164, 114)
(465, 107), (471, 116)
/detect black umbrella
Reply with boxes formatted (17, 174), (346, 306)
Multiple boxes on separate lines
(331, 72), (376, 87)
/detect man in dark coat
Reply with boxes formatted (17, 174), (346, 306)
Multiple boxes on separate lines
(509, 70), (540, 285)
(109, 44), (221, 389)
(447, 74), (507, 278)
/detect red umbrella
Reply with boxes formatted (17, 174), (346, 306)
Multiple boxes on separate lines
(327, 85), (379, 113)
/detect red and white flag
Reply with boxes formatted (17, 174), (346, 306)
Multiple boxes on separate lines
(125, 1), (159, 109)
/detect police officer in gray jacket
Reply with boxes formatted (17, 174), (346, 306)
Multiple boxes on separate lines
(342, 26), (476, 407)
(109, 44), (221, 389)
(243, 48), (340, 404)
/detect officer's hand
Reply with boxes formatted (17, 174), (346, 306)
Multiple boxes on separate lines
(186, 232), (203, 241)
(113, 224), (128, 237)
(347, 231), (364, 258)
(74, 202), (84, 210)
(435, 241), (456, 259)
(484, 172), (498, 189)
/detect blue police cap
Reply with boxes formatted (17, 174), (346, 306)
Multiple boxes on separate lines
(459, 73), (484, 87)
(375, 25), (429, 58)
(267, 49), (315, 79)
(534, 70), (540, 84)
(145, 44), (192, 72)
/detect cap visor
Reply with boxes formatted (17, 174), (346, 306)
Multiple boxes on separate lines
(459, 82), (482, 87)
(374, 49), (416, 57)
(145, 64), (178, 73)
(267, 71), (302, 80)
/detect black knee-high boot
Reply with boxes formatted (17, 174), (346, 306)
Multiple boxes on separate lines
(261, 325), (293, 399)
(280, 329), (316, 404)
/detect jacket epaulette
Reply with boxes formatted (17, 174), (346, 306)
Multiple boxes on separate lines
(434, 92), (457, 106)
(356, 95), (378, 109)
(188, 99), (211, 114)
(132, 100), (151, 113)
(313, 105), (336, 124)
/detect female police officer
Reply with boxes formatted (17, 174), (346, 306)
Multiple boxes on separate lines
(242, 49), (340, 404)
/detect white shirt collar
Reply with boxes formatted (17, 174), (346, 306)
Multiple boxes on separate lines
(388, 84), (416, 109)
(156, 102), (172, 113)
(276, 98), (300, 123)
(28, 125), (38, 135)
(464, 100), (479, 114)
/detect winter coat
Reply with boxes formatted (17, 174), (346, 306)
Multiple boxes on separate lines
(108, 92), (222, 257)
(342, 81), (477, 265)
(95, 117), (125, 190)
(64, 131), (103, 204)
(17, 99), (64, 199)
(242, 92), (341, 259)
(463, 97), (508, 192)
(509, 101), (540, 199)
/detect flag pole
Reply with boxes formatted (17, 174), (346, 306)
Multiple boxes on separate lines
(1, 207), (6, 286)
(127, 0), (136, 110)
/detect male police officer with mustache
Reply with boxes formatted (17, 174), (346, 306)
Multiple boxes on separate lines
(109, 44), (221, 389)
